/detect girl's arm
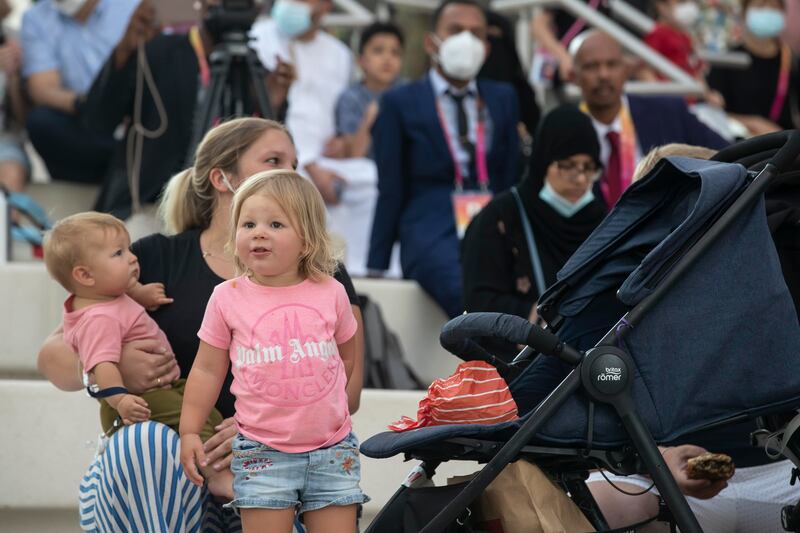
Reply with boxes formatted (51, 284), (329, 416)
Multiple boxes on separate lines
(179, 341), (230, 486)
(338, 334), (356, 391)
(180, 341), (230, 435)
(344, 305), (364, 414)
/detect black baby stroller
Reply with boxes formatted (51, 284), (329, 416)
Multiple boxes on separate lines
(360, 131), (800, 533)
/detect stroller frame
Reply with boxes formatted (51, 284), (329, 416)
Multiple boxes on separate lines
(380, 131), (800, 533)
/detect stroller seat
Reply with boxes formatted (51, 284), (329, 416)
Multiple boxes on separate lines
(361, 133), (800, 533)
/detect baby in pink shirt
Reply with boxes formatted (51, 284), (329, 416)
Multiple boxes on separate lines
(180, 171), (368, 532)
(44, 212), (229, 498)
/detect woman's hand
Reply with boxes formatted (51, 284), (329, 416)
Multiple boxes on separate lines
(118, 340), (179, 394)
(663, 445), (729, 500)
(180, 433), (207, 487)
(203, 417), (237, 472)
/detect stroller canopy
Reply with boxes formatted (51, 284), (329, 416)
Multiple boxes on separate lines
(361, 156), (800, 461)
(518, 156), (800, 447)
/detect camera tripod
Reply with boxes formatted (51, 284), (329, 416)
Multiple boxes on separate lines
(187, 29), (274, 165)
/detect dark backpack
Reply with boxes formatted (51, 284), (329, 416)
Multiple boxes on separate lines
(359, 294), (426, 390)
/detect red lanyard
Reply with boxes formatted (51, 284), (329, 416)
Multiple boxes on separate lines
(189, 26), (210, 88)
(435, 96), (490, 191)
(769, 45), (791, 124)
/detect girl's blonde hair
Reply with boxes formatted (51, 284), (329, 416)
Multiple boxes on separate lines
(158, 117), (293, 234)
(632, 143), (717, 182)
(230, 170), (338, 281)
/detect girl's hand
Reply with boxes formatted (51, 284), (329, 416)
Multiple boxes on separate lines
(119, 340), (179, 394)
(180, 433), (207, 487)
(117, 394), (151, 425)
(203, 417), (237, 472)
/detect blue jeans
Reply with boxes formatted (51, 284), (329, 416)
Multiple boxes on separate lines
(227, 432), (369, 514)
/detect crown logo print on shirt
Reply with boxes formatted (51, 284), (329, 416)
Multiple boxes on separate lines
(235, 306), (342, 407)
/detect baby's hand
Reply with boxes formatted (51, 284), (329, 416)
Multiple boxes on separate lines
(116, 394), (151, 425)
(131, 282), (174, 311)
(180, 433), (207, 487)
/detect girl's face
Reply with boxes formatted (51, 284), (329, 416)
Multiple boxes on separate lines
(235, 193), (305, 287)
(232, 129), (298, 188)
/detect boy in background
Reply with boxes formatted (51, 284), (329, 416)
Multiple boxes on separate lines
(333, 22), (404, 160)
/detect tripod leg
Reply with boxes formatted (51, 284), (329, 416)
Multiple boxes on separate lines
(186, 52), (232, 164)
(245, 49), (274, 120)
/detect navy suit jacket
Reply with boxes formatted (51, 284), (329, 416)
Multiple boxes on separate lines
(368, 76), (520, 271)
(627, 94), (729, 153)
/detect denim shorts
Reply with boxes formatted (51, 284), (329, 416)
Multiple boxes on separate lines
(227, 432), (370, 514)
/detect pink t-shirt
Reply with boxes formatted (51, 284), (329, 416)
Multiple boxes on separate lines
(198, 275), (357, 453)
(62, 294), (172, 373)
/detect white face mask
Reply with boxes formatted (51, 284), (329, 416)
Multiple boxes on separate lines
(673, 2), (700, 28)
(220, 171), (237, 194)
(538, 181), (595, 218)
(433, 31), (486, 81)
(54, 0), (86, 17)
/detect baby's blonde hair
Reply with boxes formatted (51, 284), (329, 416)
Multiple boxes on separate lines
(229, 170), (337, 281)
(633, 144), (717, 182)
(43, 212), (129, 292)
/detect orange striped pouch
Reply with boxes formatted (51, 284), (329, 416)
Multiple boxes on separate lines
(389, 360), (519, 432)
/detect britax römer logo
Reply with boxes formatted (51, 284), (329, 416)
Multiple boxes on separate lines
(597, 367), (622, 382)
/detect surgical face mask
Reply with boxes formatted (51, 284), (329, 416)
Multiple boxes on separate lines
(220, 171), (237, 194)
(745, 8), (785, 38)
(673, 2), (700, 28)
(54, 0), (86, 17)
(433, 31), (486, 81)
(271, 0), (313, 38)
(538, 181), (595, 218)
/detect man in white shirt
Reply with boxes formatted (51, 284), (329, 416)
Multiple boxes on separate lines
(250, 0), (353, 204)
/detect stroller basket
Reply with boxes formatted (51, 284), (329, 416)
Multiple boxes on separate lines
(362, 131), (800, 533)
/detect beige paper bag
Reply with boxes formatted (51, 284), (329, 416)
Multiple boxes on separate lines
(450, 460), (596, 533)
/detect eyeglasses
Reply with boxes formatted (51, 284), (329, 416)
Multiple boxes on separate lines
(555, 160), (602, 182)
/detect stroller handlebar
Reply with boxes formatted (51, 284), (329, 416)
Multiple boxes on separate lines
(713, 129), (800, 174)
(440, 312), (583, 366)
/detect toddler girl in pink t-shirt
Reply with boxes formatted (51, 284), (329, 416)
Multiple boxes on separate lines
(179, 170), (367, 532)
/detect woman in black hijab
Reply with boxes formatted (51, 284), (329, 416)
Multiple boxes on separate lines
(461, 104), (606, 357)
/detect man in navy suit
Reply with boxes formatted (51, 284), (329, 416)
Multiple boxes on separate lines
(367, 0), (520, 318)
(571, 31), (728, 207)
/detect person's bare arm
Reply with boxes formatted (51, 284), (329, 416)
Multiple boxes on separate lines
(0, 40), (27, 125)
(26, 70), (78, 113)
(344, 100), (379, 159)
(345, 305), (364, 414)
(37, 326), (83, 391)
(180, 341), (230, 486)
(91, 362), (151, 424)
(531, 10), (573, 80)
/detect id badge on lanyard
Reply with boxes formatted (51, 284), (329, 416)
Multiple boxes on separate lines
(438, 100), (492, 239)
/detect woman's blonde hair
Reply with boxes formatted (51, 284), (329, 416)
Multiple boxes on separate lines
(632, 143), (717, 182)
(229, 170), (338, 281)
(158, 117), (293, 234)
